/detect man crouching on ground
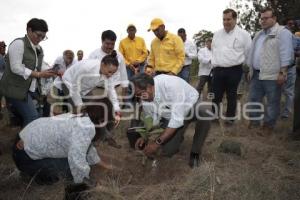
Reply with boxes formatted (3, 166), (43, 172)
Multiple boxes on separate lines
(131, 73), (211, 168)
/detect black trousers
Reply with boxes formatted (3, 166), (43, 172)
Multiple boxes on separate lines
(211, 65), (243, 119)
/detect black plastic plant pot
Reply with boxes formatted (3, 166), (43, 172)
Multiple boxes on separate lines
(127, 129), (141, 149)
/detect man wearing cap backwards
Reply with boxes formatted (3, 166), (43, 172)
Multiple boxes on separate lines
(119, 24), (148, 77)
(148, 18), (185, 75)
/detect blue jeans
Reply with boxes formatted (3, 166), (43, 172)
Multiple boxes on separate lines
(178, 65), (190, 83)
(248, 70), (281, 127)
(126, 64), (144, 104)
(6, 92), (39, 127)
(282, 66), (296, 117)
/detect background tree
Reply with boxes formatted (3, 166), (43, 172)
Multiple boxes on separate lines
(193, 30), (213, 48)
(229, 0), (300, 35)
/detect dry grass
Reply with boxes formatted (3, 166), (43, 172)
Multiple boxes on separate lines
(0, 101), (300, 200)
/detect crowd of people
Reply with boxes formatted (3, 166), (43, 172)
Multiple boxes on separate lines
(0, 7), (299, 189)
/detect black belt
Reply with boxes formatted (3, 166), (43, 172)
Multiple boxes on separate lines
(214, 64), (243, 69)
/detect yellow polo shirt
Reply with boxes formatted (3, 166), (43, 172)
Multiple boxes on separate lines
(148, 32), (185, 75)
(119, 36), (148, 66)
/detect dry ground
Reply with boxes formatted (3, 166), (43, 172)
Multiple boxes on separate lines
(0, 100), (300, 200)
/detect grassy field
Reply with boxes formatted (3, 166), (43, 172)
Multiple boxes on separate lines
(0, 68), (299, 199)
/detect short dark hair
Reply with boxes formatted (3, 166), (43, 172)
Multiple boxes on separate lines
(27, 18), (48, 32)
(85, 98), (114, 141)
(260, 7), (276, 17)
(177, 28), (186, 34)
(101, 30), (117, 42)
(101, 50), (119, 67)
(130, 73), (154, 90)
(223, 8), (237, 19)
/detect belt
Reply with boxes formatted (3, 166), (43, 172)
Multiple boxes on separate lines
(215, 64), (243, 69)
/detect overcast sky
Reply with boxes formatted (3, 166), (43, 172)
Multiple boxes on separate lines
(0, 0), (231, 64)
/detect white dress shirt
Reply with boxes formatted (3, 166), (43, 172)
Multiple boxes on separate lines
(212, 25), (252, 67)
(142, 74), (199, 129)
(197, 47), (213, 76)
(54, 59), (120, 111)
(53, 56), (77, 72)
(8, 35), (41, 92)
(19, 113), (100, 183)
(89, 48), (128, 87)
(183, 40), (197, 66)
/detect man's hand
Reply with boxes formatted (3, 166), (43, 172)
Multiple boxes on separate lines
(114, 114), (121, 127)
(135, 137), (146, 150)
(277, 72), (287, 86)
(143, 141), (160, 157)
(128, 64), (136, 72)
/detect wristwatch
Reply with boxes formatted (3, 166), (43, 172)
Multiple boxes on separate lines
(155, 137), (163, 145)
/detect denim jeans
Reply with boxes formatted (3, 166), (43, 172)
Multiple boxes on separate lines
(178, 65), (190, 83)
(6, 92), (39, 127)
(282, 66), (296, 117)
(126, 64), (144, 104)
(248, 70), (281, 127)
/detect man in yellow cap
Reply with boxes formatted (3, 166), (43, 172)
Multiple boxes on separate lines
(147, 18), (185, 75)
(119, 24), (148, 77)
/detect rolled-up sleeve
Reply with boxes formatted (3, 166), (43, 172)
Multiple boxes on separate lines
(279, 29), (294, 67)
(107, 79), (120, 111)
(8, 39), (32, 79)
(86, 146), (100, 165)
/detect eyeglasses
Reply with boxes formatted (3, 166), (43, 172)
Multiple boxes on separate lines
(260, 16), (273, 21)
(33, 31), (48, 41)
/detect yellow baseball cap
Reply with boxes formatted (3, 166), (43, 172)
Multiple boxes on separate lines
(148, 18), (164, 32)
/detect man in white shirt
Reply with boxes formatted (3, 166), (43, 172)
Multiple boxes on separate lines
(89, 30), (128, 101)
(177, 28), (197, 82)
(197, 38), (213, 99)
(77, 50), (84, 61)
(53, 49), (76, 73)
(131, 74), (210, 168)
(211, 8), (252, 125)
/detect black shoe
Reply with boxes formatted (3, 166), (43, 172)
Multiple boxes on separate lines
(189, 153), (200, 168)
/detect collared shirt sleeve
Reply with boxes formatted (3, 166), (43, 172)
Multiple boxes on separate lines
(63, 67), (85, 106)
(86, 145), (101, 165)
(198, 48), (211, 64)
(279, 29), (294, 67)
(186, 41), (197, 59)
(171, 37), (185, 75)
(166, 81), (193, 128)
(8, 39), (32, 79)
(107, 79), (120, 111)
(68, 128), (95, 183)
(148, 42), (155, 68)
(243, 32), (252, 63)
